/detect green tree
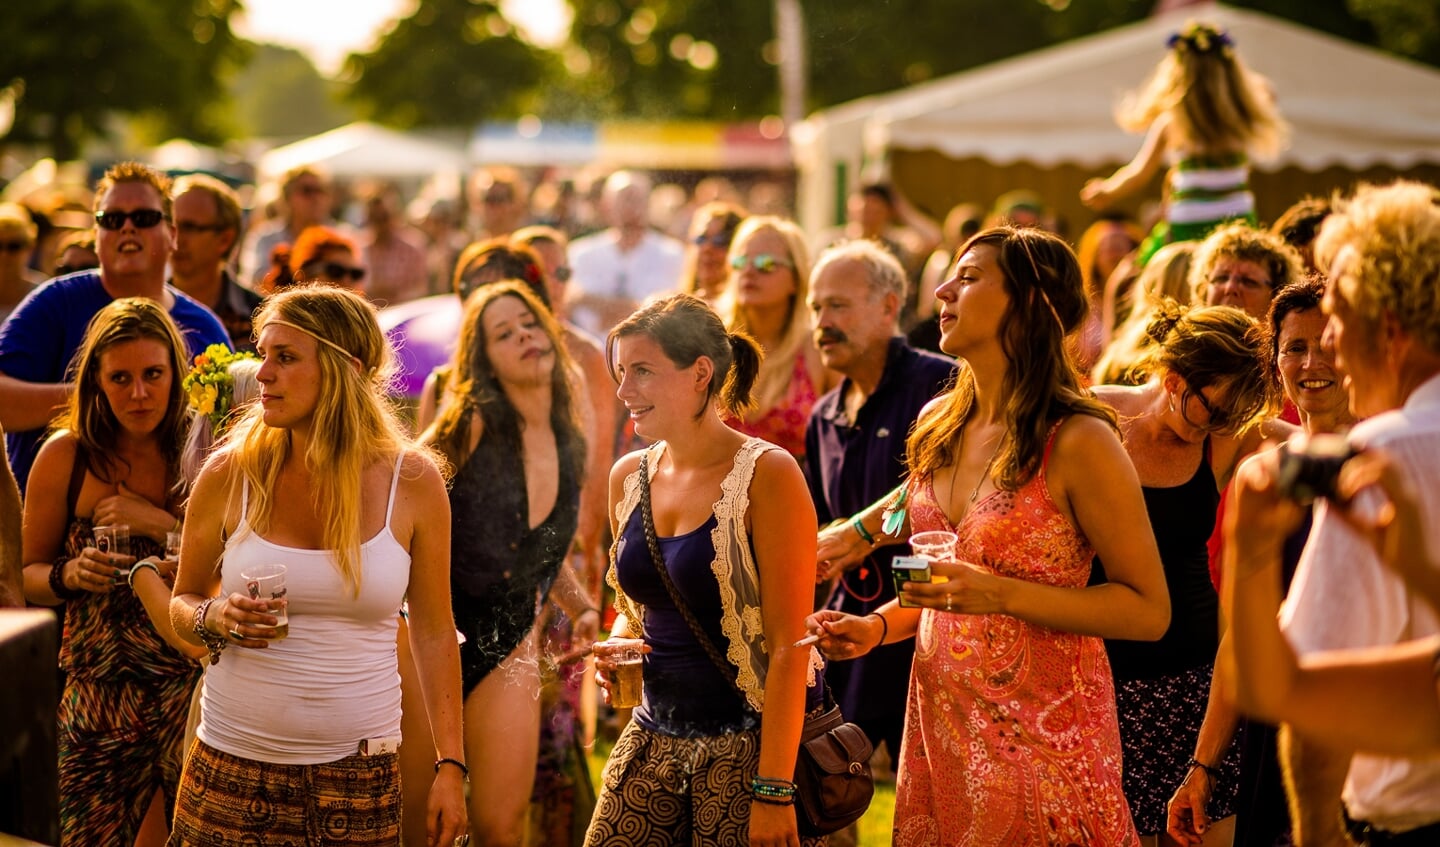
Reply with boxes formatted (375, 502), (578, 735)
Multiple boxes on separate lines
(555, 0), (1435, 121)
(233, 44), (355, 140)
(343, 0), (550, 128)
(0, 0), (248, 160)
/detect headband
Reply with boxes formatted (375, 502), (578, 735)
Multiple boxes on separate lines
(265, 318), (361, 365)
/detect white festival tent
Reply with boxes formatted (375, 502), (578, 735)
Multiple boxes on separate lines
(255, 122), (469, 183)
(793, 2), (1440, 232)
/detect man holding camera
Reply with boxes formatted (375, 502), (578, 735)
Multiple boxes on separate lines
(1226, 180), (1440, 846)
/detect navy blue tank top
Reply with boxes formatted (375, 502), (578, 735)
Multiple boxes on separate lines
(615, 503), (825, 736)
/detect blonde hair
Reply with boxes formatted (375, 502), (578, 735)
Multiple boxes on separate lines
(1314, 180), (1440, 350)
(1189, 222), (1304, 304)
(1093, 241), (1196, 385)
(1120, 21), (1287, 160)
(720, 216), (813, 414)
(224, 285), (413, 597)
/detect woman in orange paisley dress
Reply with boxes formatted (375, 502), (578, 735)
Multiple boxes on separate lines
(804, 226), (1171, 847)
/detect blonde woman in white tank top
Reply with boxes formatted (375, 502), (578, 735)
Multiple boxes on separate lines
(168, 285), (469, 846)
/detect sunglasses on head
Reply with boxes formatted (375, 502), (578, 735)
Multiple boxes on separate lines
(95, 209), (166, 230)
(302, 261), (366, 283)
(729, 253), (793, 273)
(693, 233), (732, 249)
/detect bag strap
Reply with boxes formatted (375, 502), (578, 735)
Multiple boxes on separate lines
(638, 451), (746, 697)
(639, 451), (835, 715)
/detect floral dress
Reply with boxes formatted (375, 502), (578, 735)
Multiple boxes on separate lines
(894, 426), (1139, 847)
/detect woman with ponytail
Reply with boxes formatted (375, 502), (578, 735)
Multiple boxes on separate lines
(586, 293), (827, 846)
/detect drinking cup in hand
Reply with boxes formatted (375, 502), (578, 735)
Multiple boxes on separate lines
(240, 563), (289, 639)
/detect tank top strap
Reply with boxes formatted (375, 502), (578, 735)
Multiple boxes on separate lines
(384, 451), (404, 529)
(1040, 418), (1066, 472)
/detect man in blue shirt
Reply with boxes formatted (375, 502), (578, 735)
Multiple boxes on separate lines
(0, 161), (230, 492)
(804, 239), (955, 769)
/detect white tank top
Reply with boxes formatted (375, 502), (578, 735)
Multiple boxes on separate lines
(197, 453), (411, 764)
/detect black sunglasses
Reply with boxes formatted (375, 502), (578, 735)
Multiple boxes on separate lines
(302, 261), (366, 283)
(0, 240), (29, 253)
(95, 209), (167, 230)
(1180, 387), (1235, 433)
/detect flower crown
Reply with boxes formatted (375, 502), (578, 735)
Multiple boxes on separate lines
(1167, 21), (1233, 55)
(183, 344), (259, 428)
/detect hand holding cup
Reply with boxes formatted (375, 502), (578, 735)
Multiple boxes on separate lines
(592, 637), (648, 708)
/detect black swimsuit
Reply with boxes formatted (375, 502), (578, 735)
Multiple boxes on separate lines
(449, 425), (580, 694)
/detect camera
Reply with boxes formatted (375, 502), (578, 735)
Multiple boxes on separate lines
(890, 555), (932, 608)
(1276, 433), (1358, 504)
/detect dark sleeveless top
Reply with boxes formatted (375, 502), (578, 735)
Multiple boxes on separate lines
(1094, 440), (1221, 680)
(58, 445), (196, 684)
(450, 423), (581, 694)
(616, 510), (757, 735)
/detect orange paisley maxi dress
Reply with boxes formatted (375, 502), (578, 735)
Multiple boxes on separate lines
(893, 429), (1140, 847)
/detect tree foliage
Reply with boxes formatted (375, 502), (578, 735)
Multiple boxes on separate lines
(233, 44), (355, 140)
(0, 0), (248, 160)
(343, 0), (550, 129)
(554, 0), (1437, 121)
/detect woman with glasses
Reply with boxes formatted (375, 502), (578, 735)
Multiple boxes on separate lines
(720, 216), (837, 461)
(287, 225), (367, 291)
(680, 201), (746, 306)
(1090, 301), (1283, 845)
(803, 226), (1170, 846)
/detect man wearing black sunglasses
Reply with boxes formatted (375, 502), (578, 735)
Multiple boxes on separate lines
(0, 161), (230, 492)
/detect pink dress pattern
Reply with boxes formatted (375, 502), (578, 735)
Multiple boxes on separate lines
(894, 428), (1139, 847)
(723, 351), (817, 460)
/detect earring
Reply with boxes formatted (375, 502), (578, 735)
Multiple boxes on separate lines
(1167, 392), (1175, 412)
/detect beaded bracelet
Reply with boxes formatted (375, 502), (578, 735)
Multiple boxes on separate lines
(435, 757), (470, 778)
(48, 557), (84, 601)
(866, 612), (889, 648)
(752, 792), (796, 806)
(192, 597), (228, 664)
(127, 560), (161, 590)
(850, 516), (876, 546)
(751, 776), (797, 801)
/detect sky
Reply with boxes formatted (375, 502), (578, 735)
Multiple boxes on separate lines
(233, 0), (570, 77)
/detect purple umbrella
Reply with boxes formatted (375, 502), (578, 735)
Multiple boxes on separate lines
(378, 294), (461, 400)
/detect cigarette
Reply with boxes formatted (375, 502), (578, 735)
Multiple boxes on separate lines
(557, 645), (595, 665)
(793, 633), (821, 648)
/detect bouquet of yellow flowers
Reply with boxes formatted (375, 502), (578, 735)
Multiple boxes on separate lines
(183, 344), (259, 428)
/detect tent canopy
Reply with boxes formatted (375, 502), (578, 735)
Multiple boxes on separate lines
(794, 2), (1440, 230)
(256, 122), (469, 182)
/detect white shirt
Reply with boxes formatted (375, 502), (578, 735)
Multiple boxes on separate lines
(1281, 372), (1440, 831)
(198, 460), (411, 765)
(567, 228), (684, 334)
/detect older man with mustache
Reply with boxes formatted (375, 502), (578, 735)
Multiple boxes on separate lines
(803, 239), (955, 787)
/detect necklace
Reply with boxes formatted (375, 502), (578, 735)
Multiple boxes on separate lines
(951, 431), (1002, 508)
(969, 442), (1001, 504)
